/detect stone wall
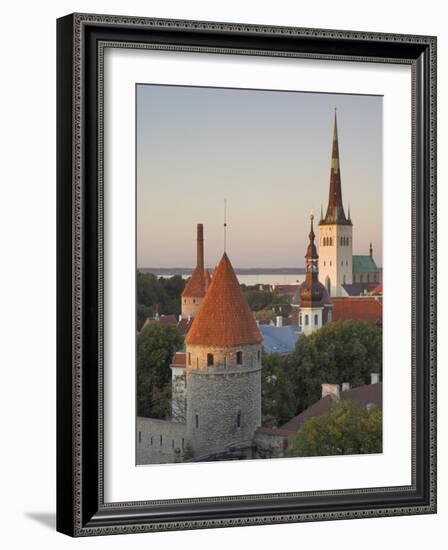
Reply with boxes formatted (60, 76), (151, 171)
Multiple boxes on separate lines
(185, 343), (262, 457)
(181, 296), (202, 319)
(137, 417), (187, 465)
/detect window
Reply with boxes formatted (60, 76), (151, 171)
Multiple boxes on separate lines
(150, 436), (153, 446)
(172, 440), (175, 448)
(299, 314), (302, 325)
(195, 414), (199, 428)
(207, 353), (214, 366)
(340, 237), (343, 246)
(188, 352), (191, 365)
(237, 411), (241, 428)
(184, 299), (186, 304)
(328, 310), (332, 321)
(324, 261), (326, 266)
(138, 431), (141, 444)
(305, 315), (309, 326)
(224, 356), (227, 368)
(314, 314), (318, 325)
(257, 350), (261, 361)
(196, 357), (199, 369)
(236, 351), (243, 365)
(182, 438), (184, 450)
(193, 299), (196, 303)
(160, 435), (163, 446)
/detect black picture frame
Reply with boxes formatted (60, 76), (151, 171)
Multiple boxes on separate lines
(57, 13), (437, 537)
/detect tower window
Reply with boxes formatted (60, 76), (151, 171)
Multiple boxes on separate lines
(188, 352), (191, 366)
(182, 438), (184, 450)
(236, 351), (243, 365)
(207, 353), (214, 366)
(150, 436), (153, 446)
(193, 299), (196, 304)
(299, 314), (302, 325)
(195, 414), (199, 428)
(184, 299), (186, 304)
(257, 350), (261, 361)
(138, 431), (141, 444)
(314, 314), (318, 326)
(305, 315), (309, 326)
(196, 357), (199, 369)
(160, 435), (163, 446)
(172, 439), (175, 448)
(237, 411), (241, 428)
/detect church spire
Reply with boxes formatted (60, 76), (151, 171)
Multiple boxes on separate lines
(300, 214), (323, 306)
(320, 109), (351, 226)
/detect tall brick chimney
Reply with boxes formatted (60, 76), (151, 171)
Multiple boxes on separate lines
(197, 223), (204, 269)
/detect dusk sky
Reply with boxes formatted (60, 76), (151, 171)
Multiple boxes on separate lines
(137, 84), (382, 269)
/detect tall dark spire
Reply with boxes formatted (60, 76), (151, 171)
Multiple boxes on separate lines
(320, 109), (351, 226)
(300, 214), (324, 306)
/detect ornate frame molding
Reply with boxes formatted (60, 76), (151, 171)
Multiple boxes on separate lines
(57, 13), (437, 537)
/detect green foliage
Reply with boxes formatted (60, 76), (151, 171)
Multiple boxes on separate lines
(137, 323), (183, 419)
(287, 399), (382, 457)
(136, 272), (186, 329)
(261, 352), (296, 427)
(290, 320), (382, 412)
(244, 289), (273, 311)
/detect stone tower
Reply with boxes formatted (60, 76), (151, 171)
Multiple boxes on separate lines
(181, 224), (207, 319)
(299, 215), (332, 334)
(184, 253), (262, 458)
(318, 110), (353, 297)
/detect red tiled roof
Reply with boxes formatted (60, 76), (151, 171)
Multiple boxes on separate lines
(185, 253), (263, 347)
(370, 283), (383, 296)
(205, 269), (212, 290)
(342, 382), (382, 410)
(159, 314), (178, 326)
(170, 352), (186, 368)
(181, 266), (207, 298)
(177, 317), (193, 335)
(332, 297), (382, 325)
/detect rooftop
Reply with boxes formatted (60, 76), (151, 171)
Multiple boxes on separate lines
(332, 296), (382, 325)
(352, 255), (378, 273)
(259, 325), (299, 354)
(185, 253), (263, 347)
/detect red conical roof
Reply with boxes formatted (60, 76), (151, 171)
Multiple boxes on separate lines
(204, 269), (212, 290)
(185, 253), (262, 346)
(181, 266), (206, 298)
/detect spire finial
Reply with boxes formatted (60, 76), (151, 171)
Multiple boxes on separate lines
(223, 198), (227, 253)
(369, 241), (373, 257)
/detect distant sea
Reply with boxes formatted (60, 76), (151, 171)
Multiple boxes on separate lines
(139, 268), (306, 287)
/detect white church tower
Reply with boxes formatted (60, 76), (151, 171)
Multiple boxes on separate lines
(318, 110), (353, 297)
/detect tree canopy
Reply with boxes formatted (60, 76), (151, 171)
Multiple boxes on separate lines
(261, 352), (297, 427)
(289, 320), (382, 412)
(137, 323), (183, 419)
(287, 399), (382, 457)
(137, 272), (185, 329)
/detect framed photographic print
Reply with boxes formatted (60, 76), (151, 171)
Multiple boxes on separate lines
(56, 13), (437, 536)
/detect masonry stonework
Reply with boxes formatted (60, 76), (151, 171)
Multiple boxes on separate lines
(185, 343), (262, 457)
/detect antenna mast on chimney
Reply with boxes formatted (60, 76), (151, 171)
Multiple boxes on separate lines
(223, 198), (227, 252)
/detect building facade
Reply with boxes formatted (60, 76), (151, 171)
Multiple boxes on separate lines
(318, 110), (353, 297)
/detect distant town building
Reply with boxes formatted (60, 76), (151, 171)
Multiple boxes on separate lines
(318, 110), (353, 297)
(318, 110), (380, 298)
(181, 223), (207, 319)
